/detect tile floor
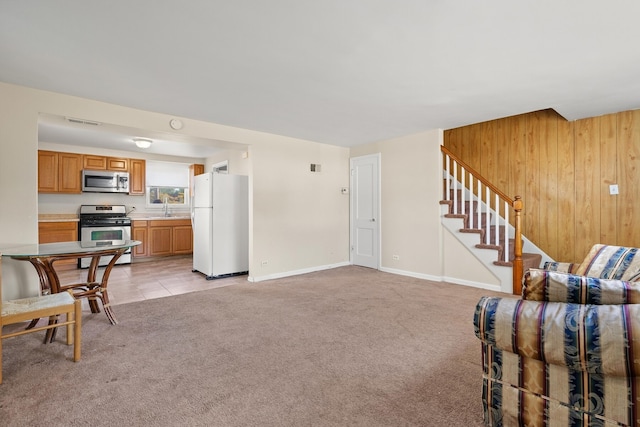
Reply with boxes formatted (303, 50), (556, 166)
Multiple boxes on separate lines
(56, 255), (248, 307)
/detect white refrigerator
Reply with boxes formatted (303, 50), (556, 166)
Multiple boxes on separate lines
(191, 173), (249, 279)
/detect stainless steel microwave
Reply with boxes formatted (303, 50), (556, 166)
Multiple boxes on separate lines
(82, 170), (130, 193)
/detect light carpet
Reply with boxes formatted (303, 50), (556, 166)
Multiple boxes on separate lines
(0, 266), (505, 426)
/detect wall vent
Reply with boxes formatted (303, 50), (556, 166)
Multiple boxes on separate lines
(65, 117), (101, 126)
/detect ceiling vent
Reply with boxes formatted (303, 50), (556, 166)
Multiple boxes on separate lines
(65, 117), (101, 126)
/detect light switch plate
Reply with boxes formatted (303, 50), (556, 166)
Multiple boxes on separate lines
(609, 184), (619, 195)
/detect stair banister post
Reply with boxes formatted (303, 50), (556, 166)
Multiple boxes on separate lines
(512, 196), (524, 295)
(453, 160), (458, 214)
(445, 154), (451, 201)
(504, 201), (509, 262)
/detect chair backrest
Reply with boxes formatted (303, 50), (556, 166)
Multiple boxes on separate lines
(576, 244), (640, 281)
(0, 252), (82, 384)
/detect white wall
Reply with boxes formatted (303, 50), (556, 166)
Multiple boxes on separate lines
(0, 82), (350, 297)
(248, 137), (350, 281)
(205, 149), (250, 176)
(350, 130), (443, 278)
(0, 81), (499, 300)
(350, 129), (499, 287)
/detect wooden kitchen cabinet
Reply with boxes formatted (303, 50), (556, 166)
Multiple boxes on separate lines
(38, 151), (58, 192)
(38, 150), (82, 193)
(149, 224), (172, 256)
(132, 220), (148, 257)
(129, 158), (146, 195)
(82, 153), (145, 195)
(38, 221), (78, 268)
(82, 154), (129, 172)
(83, 155), (107, 170)
(189, 164), (205, 197)
(107, 157), (128, 171)
(133, 219), (192, 258)
(83, 155), (129, 172)
(172, 223), (193, 254)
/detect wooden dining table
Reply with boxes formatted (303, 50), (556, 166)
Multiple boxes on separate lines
(0, 240), (141, 342)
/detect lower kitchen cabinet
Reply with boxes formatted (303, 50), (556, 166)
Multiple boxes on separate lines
(172, 224), (193, 254)
(132, 219), (192, 258)
(132, 221), (148, 257)
(38, 221), (78, 269)
(149, 225), (172, 256)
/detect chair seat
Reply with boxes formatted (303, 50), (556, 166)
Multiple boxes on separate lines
(0, 255), (81, 384)
(1, 292), (76, 317)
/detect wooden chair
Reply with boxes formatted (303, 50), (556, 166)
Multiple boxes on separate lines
(0, 254), (81, 384)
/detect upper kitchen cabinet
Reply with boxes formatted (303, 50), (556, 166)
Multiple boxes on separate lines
(83, 155), (128, 172)
(129, 158), (146, 195)
(189, 164), (205, 196)
(38, 150), (82, 193)
(39, 150), (146, 195)
(107, 157), (128, 171)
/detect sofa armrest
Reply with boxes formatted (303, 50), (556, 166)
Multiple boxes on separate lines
(522, 269), (640, 304)
(543, 261), (579, 273)
(474, 296), (640, 376)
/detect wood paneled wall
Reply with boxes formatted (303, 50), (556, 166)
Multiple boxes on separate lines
(444, 108), (640, 263)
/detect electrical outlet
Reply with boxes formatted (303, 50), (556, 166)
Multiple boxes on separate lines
(609, 184), (619, 195)
(261, 260), (268, 266)
(392, 255), (400, 260)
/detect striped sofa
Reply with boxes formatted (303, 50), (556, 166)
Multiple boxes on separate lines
(474, 245), (640, 426)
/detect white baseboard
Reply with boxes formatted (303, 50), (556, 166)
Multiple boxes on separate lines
(379, 266), (441, 282)
(440, 275), (504, 293)
(381, 267), (504, 293)
(248, 261), (351, 283)
(249, 262), (505, 294)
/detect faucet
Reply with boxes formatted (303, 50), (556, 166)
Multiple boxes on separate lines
(163, 197), (170, 217)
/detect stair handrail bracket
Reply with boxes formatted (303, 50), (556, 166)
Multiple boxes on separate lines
(441, 146), (525, 294)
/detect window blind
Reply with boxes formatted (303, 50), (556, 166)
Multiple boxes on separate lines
(146, 161), (189, 187)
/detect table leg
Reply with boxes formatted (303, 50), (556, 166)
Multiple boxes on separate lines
(14, 246), (130, 342)
(26, 258), (61, 343)
(86, 256), (102, 314)
(96, 250), (124, 325)
(59, 249), (125, 326)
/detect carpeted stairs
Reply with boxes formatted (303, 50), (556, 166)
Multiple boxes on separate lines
(440, 195), (542, 272)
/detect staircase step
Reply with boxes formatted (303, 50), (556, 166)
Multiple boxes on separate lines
(494, 253), (542, 270)
(442, 197), (543, 272)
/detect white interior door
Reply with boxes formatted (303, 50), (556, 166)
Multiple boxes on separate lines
(350, 154), (380, 269)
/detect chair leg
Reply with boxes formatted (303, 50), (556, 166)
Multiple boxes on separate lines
(0, 335), (3, 385)
(66, 311), (73, 346)
(73, 300), (81, 362)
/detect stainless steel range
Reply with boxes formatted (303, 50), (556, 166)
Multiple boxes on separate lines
(78, 205), (132, 268)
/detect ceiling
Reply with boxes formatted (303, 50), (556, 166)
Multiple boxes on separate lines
(37, 113), (237, 159)
(2, 1), (640, 157)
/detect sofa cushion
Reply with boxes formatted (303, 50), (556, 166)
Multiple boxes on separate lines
(522, 269), (640, 304)
(542, 261), (579, 273)
(575, 244), (640, 281)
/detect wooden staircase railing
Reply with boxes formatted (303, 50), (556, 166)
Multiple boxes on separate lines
(441, 146), (524, 294)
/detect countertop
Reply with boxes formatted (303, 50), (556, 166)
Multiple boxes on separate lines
(38, 214), (79, 222)
(38, 214), (190, 222)
(129, 215), (190, 221)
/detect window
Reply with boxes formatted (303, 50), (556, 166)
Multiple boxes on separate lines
(146, 161), (190, 207)
(148, 187), (185, 205)
(212, 160), (228, 174)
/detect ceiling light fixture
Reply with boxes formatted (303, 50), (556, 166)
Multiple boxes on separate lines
(133, 137), (153, 149)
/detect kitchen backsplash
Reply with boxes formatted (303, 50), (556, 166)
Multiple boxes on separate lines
(38, 193), (190, 215)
